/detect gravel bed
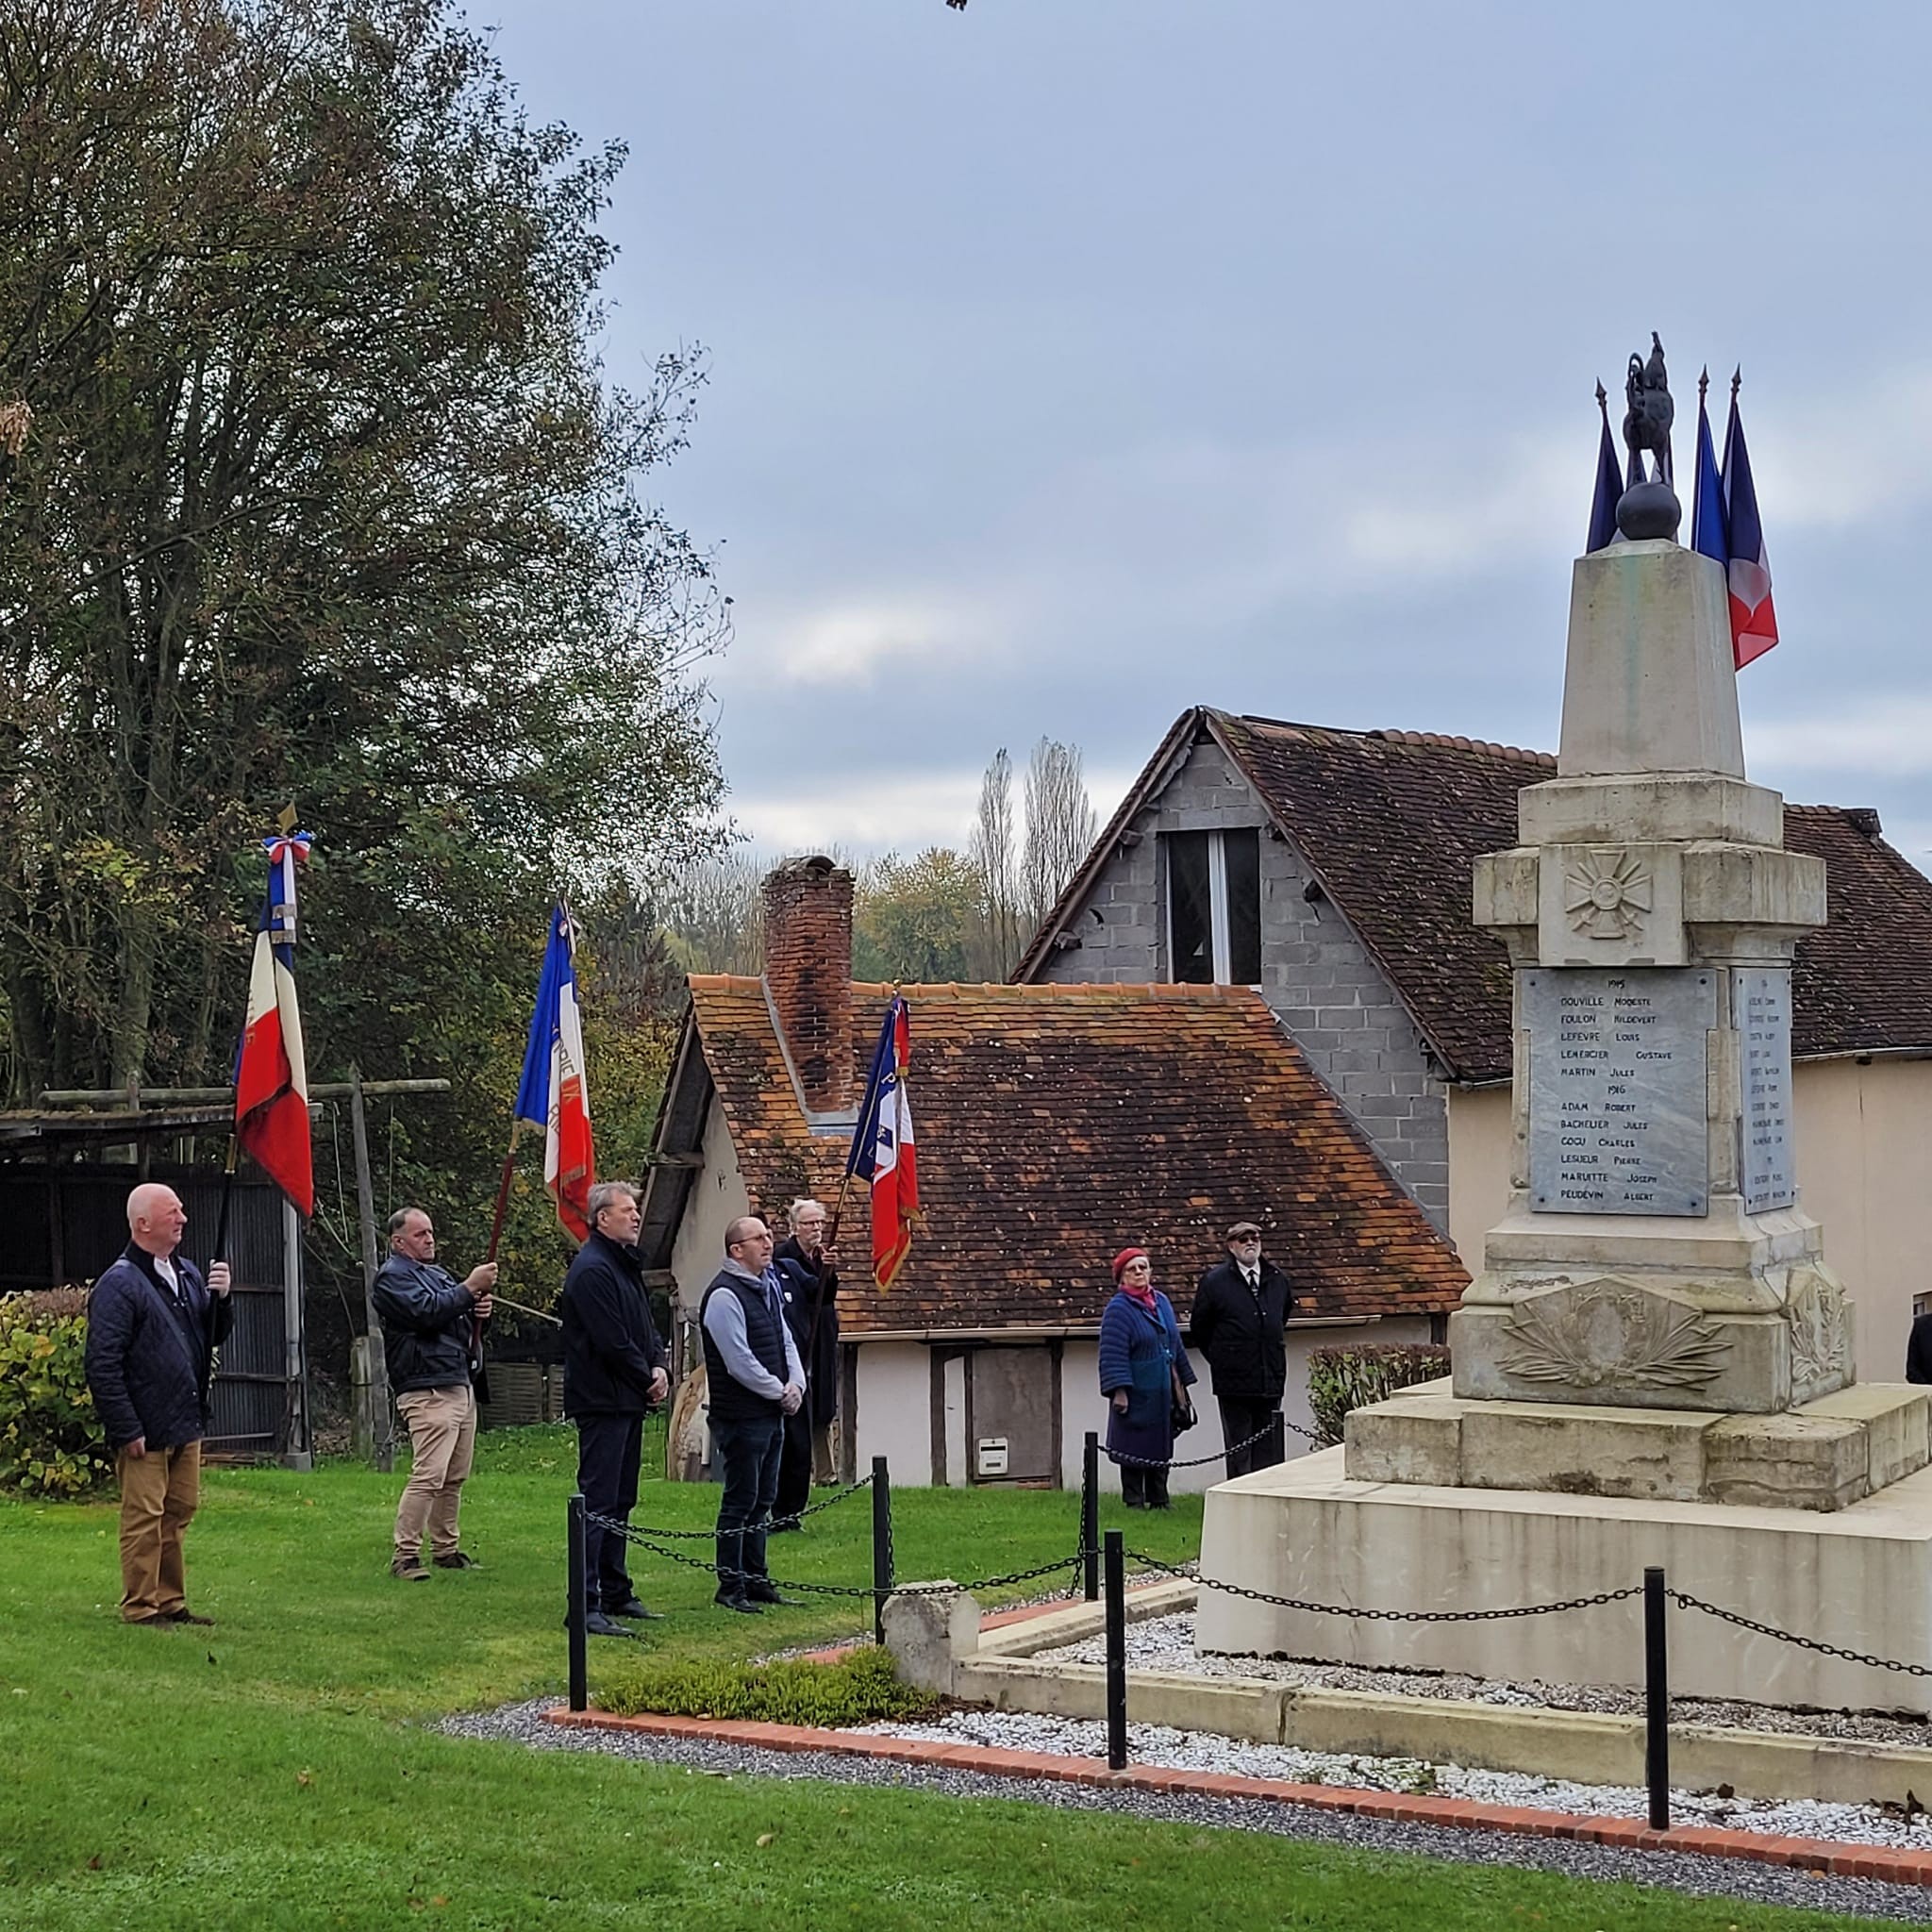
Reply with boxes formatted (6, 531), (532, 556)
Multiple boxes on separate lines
(440, 1698), (1932, 1921)
(1045, 1611), (1932, 1748)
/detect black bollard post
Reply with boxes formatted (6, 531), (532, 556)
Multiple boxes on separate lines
(872, 1455), (892, 1646)
(1643, 1564), (1670, 1831)
(1082, 1431), (1101, 1601)
(566, 1491), (589, 1714)
(1104, 1528), (1128, 1771)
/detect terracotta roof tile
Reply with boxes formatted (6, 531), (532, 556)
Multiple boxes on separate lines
(686, 977), (1468, 1335)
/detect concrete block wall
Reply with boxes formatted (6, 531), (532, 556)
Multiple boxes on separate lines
(1037, 736), (1450, 1229)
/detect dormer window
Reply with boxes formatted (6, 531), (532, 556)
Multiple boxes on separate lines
(1165, 828), (1261, 983)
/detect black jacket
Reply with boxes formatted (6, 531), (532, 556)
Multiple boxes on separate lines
(559, 1230), (666, 1417)
(773, 1235), (840, 1413)
(372, 1255), (480, 1394)
(84, 1245), (235, 1451)
(1908, 1313), (1932, 1386)
(1189, 1257), (1294, 1401)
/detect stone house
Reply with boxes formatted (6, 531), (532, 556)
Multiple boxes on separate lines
(1014, 707), (1932, 1380)
(636, 857), (1467, 1492)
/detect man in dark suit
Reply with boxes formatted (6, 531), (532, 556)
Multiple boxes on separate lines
(1190, 1219), (1294, 1479)
(83, 1183), (233, 1625)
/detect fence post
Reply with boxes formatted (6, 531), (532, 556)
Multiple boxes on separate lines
(1082, 1431), (1100, 1601)
(567, 1492), (589, 1714)
(872, 1456), (892, 1645)
(1104, 1528), (1128, 1771)
(1643, 1564), (1669, 1831)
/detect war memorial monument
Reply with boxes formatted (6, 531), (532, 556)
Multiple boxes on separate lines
(1197, 341), (1932, 1714)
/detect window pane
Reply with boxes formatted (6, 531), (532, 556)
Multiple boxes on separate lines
(1166, 832), (1213, 982)
(1224, 828), (1261, 982)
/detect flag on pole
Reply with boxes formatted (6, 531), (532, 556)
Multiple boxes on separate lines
(1721, 371), (1778, 669)
(1690, 371), (1728, 570)
(513, 905), (594, 1241)
(235, 829), (314, 1215)
(845, 994), (919, 1289)
(1586, 379), (1624, 554)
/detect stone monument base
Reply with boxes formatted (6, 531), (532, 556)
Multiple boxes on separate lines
(1196, 1428), (1932, 1714)
(1345, 1378), (1928, 1512)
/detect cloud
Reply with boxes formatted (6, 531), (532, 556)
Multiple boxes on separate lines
(1748, 698), (1932, 777)
(1744, 366), (1932, 533)
(721, 591), (1009, 690)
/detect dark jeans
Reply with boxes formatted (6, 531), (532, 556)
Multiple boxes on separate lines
(575, 1411), (643, 1611)
(1122, 1461), (1171, 1508)
(1216, 1395), (1285, 1479)
(774, 1397), (813, 1524)
(711, 1408), (784, 1599)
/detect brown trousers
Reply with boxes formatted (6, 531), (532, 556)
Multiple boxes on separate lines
(393, 1384), (477, 1560)
(116, 1441), (202, 1623)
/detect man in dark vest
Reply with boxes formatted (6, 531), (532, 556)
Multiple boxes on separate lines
(772, 1195), (841, 1524)
(1190, 1219), (1295, 1478)
(700, 1215), (805, 1613)
(558, 1179), (669, 1636)
(83, 1183), (233, 1625)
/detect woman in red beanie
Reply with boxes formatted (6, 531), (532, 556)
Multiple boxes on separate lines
(1096, 1247), (1196, 1507)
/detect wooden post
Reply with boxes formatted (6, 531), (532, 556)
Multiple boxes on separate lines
(348, 1065), (393, 1472)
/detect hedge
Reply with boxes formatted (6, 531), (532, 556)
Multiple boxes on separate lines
(1306, 1341), (1451, 1447)
(597, 1644), (941, 1726)
(0, 1287), (112, 1497)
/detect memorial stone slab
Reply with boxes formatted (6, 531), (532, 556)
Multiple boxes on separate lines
(1738, 967), (1796, 1214)
(1525, 967), (1714, 1216)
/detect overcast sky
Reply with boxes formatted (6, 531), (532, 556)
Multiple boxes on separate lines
(479, 1), (1932, 866)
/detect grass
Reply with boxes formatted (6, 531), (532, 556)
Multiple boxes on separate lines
(0, 1424), (1890, 1930)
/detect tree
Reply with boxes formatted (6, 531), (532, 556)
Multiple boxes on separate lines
(0, 0), (727, 1112)
(969, 746), (1023, 979)
(853, 849), (983, 985)
(1021, 737), (1097, 935)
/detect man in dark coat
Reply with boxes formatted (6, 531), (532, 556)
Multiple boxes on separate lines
(83, 1183), (233, 1625)
(1190, 1219), (1295, 1478)
(559, 1180), (668, 1636)
(373, 1206), (496, 1581)
(1907, 1309), (1932, 1385)
(701, 1215), (805, 1613)
(772, 1196), (840, 1524)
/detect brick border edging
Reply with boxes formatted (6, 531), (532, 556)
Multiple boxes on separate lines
(541, 1706), (1932, 1887)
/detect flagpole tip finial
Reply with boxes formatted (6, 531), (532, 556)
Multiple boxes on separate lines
(1732, 364), (1742, 394)
(276, 804), (298, 835)
(1594, 378), (1607, 408)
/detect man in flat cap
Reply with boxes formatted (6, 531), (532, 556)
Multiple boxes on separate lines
(1190, 1220), (1294, 1478)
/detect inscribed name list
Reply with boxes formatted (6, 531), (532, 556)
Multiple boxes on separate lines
(1738, 967), (1796, 1214)
(1525, 968), (1714, 1217)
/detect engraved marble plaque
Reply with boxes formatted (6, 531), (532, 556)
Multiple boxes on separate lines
(1525, 968), (1715, 1216)
(1738, 967), (1796, 1214)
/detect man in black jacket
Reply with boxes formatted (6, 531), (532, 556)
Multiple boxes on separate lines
(1190, 1220), (1294, 1478)
(772, 1196), (840, 1524)
(84, 1183), (233, 1624)
(373, 1207), (495, 1581)
(559, 1180), (668, 1636)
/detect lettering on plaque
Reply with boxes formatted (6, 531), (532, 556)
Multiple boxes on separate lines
(1525, 968), (1714, 1216)
(1737, 966), (1796, 1214)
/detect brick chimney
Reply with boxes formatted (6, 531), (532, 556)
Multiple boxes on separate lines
(761, 856), (854, 1113)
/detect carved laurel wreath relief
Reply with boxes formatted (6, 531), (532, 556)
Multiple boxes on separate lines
(1498, 1282), (1730, 1390)
(1563, 849), (1653, 941)
(1786, 1276), (1848, 1387)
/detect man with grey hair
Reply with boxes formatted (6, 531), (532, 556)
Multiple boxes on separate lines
(83, 1183), (233, 1624)
(373, 1206), (496, 1580)
(773, 1196), (841, 1521)
(559, 1178), (669, 1635)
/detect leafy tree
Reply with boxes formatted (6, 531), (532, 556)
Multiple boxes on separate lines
(852, 848), (983, 984)
(1021, 737), (1098, 933)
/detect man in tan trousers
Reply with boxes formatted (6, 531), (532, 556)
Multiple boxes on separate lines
(83, 1184), (234, 1624)
(371, 1207), (495, 1580)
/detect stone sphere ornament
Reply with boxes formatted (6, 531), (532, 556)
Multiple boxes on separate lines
(1616, 475), (1682, 541)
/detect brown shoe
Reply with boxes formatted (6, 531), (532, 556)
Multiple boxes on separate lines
(163, 1608), (216, 1626)
(391, 1556), (431, 1582)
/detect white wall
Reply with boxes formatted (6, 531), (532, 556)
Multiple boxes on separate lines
(851, 1340), (933, 1485)
(668, 1096), (752, 1321)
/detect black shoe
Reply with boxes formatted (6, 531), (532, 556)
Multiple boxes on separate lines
(433, 1551), (479, 1570)
(582, 1610), (636, 1638)
(745, 1585), (801, 1607)
(164, 1608), (216, 1626)
(606, 1597), (664, 1622)
(713, 1591), (764, 1614)
(768, 1519), (803, 1533)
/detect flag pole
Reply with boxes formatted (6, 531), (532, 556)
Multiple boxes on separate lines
(486, 1117), (523, 1266)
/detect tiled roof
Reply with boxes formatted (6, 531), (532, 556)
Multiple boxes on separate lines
(680, 976), (1468, 1336)
(1211, 712), (1932, 1082)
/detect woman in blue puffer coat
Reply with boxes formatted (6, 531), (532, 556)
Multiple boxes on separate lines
(1097, 1246), (1196, 1508)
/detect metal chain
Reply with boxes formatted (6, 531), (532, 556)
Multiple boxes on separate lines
(586, 1473), (875, 1543)
(1670, 1589), (1932, 1677)
(1124, 1550), (1640, 1624)
(1107, 1420), (1287, 1471)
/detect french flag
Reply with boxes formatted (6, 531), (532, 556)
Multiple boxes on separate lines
(235, 832), (314, 1215)
(514, 905), (594, 1241)
(846, 995), (919, 1289)
(1721, 374), (1778, 669)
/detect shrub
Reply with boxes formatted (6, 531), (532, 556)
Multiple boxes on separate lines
(0, 1288), (112, 1497)
(597, 1643), (942, 1726)
(1307, 1341), (1451, 1446)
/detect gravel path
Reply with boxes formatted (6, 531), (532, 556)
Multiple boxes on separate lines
(441, 1698), (1932, 1922)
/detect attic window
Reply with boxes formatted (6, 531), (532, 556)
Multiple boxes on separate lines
(1165, 828), (1261, 983)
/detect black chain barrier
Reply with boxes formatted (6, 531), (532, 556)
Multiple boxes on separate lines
(596, 1472), (876, 1542)
(1106, 1419), (1293, 1471)
(1669, 1588), (1932, 1678)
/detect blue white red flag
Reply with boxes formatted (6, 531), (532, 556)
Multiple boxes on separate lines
(1690, 377), (1728, 571)
(1721, 374), (1778, 670)
(513, 905), (595, 1241)
(235, 830), (314, 1215)
(1586, 383), (1624, 554)
(844, 995), (919, 1289)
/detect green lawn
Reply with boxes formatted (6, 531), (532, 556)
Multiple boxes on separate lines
(0, 1426), (1889, 1929)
